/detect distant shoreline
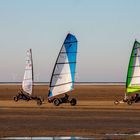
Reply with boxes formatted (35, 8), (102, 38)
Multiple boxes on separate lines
(0, 82), (125, 85)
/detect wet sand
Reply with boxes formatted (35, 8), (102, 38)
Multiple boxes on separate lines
(0, 85), (140, 139)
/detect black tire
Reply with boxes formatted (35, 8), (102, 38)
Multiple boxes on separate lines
(13, 96), (18, 102)
(37, 99), (42, 106)
(53, 98), (60, 106)
(37, 96), (44, 102)
(25, 98), (30, 102)
(40, 97), (44, 102)
(127, 100), (133, 105)
(48, 98), (53, 103)
(70, 98), (77, 106)
(114, 100), (119, 105)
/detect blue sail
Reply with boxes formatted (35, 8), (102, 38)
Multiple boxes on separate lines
(48, 33), (78, 98)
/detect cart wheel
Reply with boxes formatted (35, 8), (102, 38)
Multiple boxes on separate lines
(48, 98), (53, 103)
(13, 96), (18, 102)
(127, 100), (133, 105)
(70, 98), (77, 106)
(53, 98), (60, 106)
(25, 98), (30, 101)
(40, 97), (44, 102)
(123, 98), (128, 102)
(114, 100), (119, 105)
(37, 99), (42, 105)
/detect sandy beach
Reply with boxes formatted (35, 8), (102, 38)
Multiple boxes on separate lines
(0, 85), (140, 139)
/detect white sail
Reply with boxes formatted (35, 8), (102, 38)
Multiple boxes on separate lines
(22, 49), (33, 95)
(48, 33), (78, 98)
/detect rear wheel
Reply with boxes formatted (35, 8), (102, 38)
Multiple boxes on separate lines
(13, 96), (18, 102)
(48, 98), (53, 103)
(114, 100), (119, 105)
(40, 97), (44, 102)
(53, 98), (60, 106)
(37, 99), (42, 106)
(38, 96), (44, 102)
(123, 98), (128, 102)
(25, 98), (30, 101)
(70, 98), (77, 106)
(127, 100), (133, 105)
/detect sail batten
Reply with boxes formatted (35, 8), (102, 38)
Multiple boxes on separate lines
(126, 41), (140, 93)
(53, 72), (76, 76)
(50, 81), (73, 88)
(22, 49), (33, 95)
(56, 62), (76, 64)
(48, 33), (78, 98)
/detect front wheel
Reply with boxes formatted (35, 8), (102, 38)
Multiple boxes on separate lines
(39, 97), (44, 102)
(70, 98), (77, 106)
(53, 98), (60, 106)
(37, 99), (42, 106)
(114, 100), (119, 105)
(127, 100), (133, 105)
(13, 96), (18, 102)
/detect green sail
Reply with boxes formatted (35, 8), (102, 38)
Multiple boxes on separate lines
(126, 40), (140, 93)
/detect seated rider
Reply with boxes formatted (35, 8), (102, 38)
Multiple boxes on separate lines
(134, 93), (140, 102)
(64, 94), (69, 100)
(18, 89), (24, 95)
(18, 89), (30, 99)
(60, 94), (69, 102)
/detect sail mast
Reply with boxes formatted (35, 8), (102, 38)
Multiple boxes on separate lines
(30, 49), (34, 96)
(126, 41), (136, 88)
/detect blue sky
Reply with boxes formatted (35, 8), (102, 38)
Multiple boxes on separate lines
(0, 0), (140, 82)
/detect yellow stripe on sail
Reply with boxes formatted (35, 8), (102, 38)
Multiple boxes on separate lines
(127, 86), (140, 93)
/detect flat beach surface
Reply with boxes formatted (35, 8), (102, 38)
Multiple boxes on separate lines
(0, 85), (140, 139)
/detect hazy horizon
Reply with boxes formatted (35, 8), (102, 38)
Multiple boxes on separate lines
(0, 0), (140, 82)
